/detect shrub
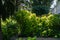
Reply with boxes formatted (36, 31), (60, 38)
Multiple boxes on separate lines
(47, 14), (60, 37)
(2, 9), (60, 38)
(14, 10), (60, 37)
(14, 10), (41, 37)
(1, 17), (19, 40)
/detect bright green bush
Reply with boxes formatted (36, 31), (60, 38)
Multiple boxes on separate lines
(14, 10), (41, 37)
(2, 9), (60, 38)
(47, 14), (60, 37)
(40, 14), (60, 37)
(14, 10), (60, 37)
(1, 17), (19, 40)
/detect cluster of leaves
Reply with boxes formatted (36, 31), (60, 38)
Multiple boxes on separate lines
(1, 17), (19, 40)
(14, 10), (60, 37)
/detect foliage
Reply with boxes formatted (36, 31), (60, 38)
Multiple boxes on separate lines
(47, 14), (60, 37)
(14, 10), (40, 37)
(1, 10), (60, 39)
(18, 0), (53, 15)
(32, 0), (52, 15)
(1, 17), (19, 40)
(14, 10), (60, 37)
(0, 0), (20, 20)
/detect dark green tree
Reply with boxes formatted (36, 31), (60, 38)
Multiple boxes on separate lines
(32, 0), (52, 15)
(18, 0), (52, 15)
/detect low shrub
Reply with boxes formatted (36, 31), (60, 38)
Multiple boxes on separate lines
(1, 17), (19, 40)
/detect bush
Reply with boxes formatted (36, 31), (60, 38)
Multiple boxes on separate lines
(1, 17), (19, 40)
(14, 10), (41, 37)
(14, 10), (60, 37)
(47, 14), (60, 37)
(2, 10), (60, 38)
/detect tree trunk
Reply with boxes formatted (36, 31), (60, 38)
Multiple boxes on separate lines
(0, 17), (3, 40)
(0, 0), (3, 40)
(0, 29), (3, 40)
